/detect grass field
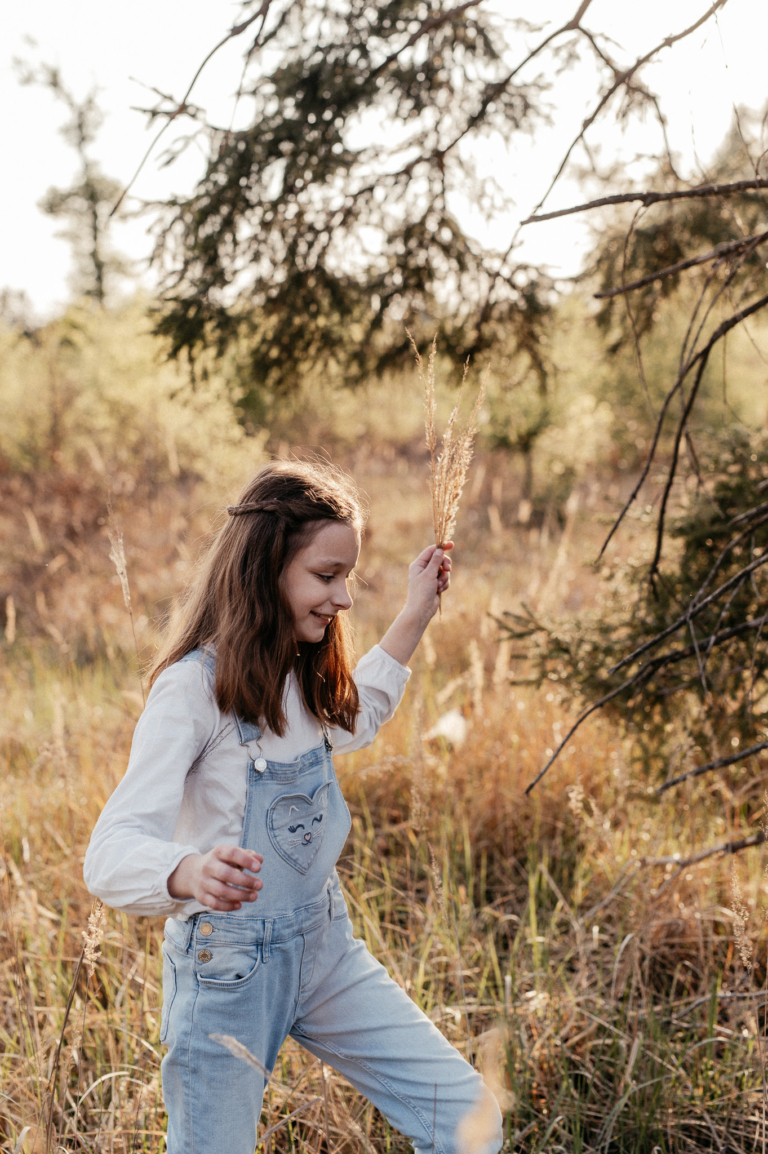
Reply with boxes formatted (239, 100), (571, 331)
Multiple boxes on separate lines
(2, 305), (768, 1153)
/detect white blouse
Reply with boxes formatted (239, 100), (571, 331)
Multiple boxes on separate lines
(83, 645), (410, 920)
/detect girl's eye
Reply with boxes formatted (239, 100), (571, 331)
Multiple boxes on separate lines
(316, 574), (334, 583)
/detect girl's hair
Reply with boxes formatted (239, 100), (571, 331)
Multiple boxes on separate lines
(149, 460), (365, 735)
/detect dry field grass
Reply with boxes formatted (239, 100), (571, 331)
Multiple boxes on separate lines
(2, 310), (768, 1152)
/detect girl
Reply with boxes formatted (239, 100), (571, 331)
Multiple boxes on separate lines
(84, 461), (502, 1154)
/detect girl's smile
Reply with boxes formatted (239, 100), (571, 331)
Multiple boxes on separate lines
(281, 521), (360, 643)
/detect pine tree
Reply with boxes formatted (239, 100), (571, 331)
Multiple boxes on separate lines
(20, 64), (130, 305)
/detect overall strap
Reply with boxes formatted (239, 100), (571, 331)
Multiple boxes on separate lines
(235, 715), (262, 744)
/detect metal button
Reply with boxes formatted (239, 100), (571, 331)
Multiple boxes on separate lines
(200, 922), (213, 937)
(254, 757), (267, 773)
(197, 949), (212, 963)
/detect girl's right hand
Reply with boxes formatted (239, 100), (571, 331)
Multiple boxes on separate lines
(168, 845), (263, 911)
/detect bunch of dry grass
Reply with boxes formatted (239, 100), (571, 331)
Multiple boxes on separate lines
(410, 333), (486, 549)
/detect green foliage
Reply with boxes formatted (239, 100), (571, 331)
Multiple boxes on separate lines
(502, 431), (768, 770)
(0, 299), (259, 486)
(147, 0), (646, 396)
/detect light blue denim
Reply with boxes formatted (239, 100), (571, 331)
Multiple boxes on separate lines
(160, 672), (502, 1154)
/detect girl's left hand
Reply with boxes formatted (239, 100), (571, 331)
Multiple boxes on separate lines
(404, 542), (453, 627)
(379, 543), (454, 667)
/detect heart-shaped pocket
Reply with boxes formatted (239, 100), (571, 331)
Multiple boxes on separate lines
(267, 782), (331, 873)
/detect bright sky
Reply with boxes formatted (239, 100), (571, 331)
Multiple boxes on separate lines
(1, 0), (766, 318)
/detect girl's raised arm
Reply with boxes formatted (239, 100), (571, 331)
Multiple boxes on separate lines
(378, 543), (452, 668)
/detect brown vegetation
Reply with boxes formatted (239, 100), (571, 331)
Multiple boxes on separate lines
(2, 306), (768, 1153)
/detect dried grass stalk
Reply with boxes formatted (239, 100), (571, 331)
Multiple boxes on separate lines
(83, 900), (105, 980)
(107, 526), (132, 612)
(107, 518), (146, 703)
(410, 333), (486, 549)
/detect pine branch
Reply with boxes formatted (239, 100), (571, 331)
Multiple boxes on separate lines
(525, 613), (768, 794)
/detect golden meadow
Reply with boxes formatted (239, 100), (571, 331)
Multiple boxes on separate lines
(2, 296), (768, 1153)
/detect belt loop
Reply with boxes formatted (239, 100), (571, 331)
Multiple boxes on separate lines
(261, 919), (273, 964)
(183, 916), (196, 953)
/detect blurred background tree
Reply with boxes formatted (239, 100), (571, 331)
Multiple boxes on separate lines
(135, 0), (720, 403)
(18, 63), (131, 305)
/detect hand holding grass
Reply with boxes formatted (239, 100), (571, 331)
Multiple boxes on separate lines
(379, 542), (453, 667)
(409, 331), (486, 613)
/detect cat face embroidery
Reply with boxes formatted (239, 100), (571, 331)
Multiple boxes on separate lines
(267, 782), (331, 873)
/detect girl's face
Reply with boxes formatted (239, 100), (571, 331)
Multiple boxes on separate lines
(282, 521), (360, 643)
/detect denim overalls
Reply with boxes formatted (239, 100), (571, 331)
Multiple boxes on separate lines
(159, 660), (502, 1154)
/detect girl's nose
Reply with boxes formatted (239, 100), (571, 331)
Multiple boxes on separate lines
(332, 583), (353, 611)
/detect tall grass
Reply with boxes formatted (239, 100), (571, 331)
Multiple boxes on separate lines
(2, 304), (768, 1152)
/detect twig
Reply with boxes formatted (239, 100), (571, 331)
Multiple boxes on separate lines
(525, 612), (768, 793)
(522, 0), (731, 223)
(646, 830), (767, 869)
(431, 0), (594, 163)
(648, 292), (768, 579)
(594, 231), (768, 298)
(657, 741), (768, 794)
(256, 1099), (322, 1149)
(110, 2), (273, 216)
(471, 1), (722, 342)
(523, 177), (768, 226)
(45, 948), (85, 1154)
(597, 290), (768, 563)
(673, 990), (768, 1022)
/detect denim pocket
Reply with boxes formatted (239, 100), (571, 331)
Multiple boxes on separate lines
(159, 945), (177, 1042)
(268, 781), (331, 874)
(195, 942), (261, 990)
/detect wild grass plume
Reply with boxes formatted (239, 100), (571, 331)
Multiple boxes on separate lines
(410, 333), (486, 550)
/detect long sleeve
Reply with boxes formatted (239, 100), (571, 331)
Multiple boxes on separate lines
(329, 644), (411, 754)
(83, 660), (219, 917)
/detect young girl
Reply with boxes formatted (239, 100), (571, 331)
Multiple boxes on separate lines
(84, 461), (502, 1154)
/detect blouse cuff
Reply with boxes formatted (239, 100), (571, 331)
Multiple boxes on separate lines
(357, 643), (412, 682)
(161, 845), (204, 909)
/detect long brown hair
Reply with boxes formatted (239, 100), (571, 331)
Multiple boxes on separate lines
(149, 461), (364, 735)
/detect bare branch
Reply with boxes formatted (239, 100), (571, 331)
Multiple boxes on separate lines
(648, 291), (768, 579)
(608, 549), (768, 678)
(525, 611), (768, 793)
(110, 1), (274, 216)
(523, 0), (732, 223)
(646, 830), (766, 869)
(597, 290), (768, 564)
(657, 741), (768, 795)
(524, 176), (768, 226)
(594, 231), (768, 299)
